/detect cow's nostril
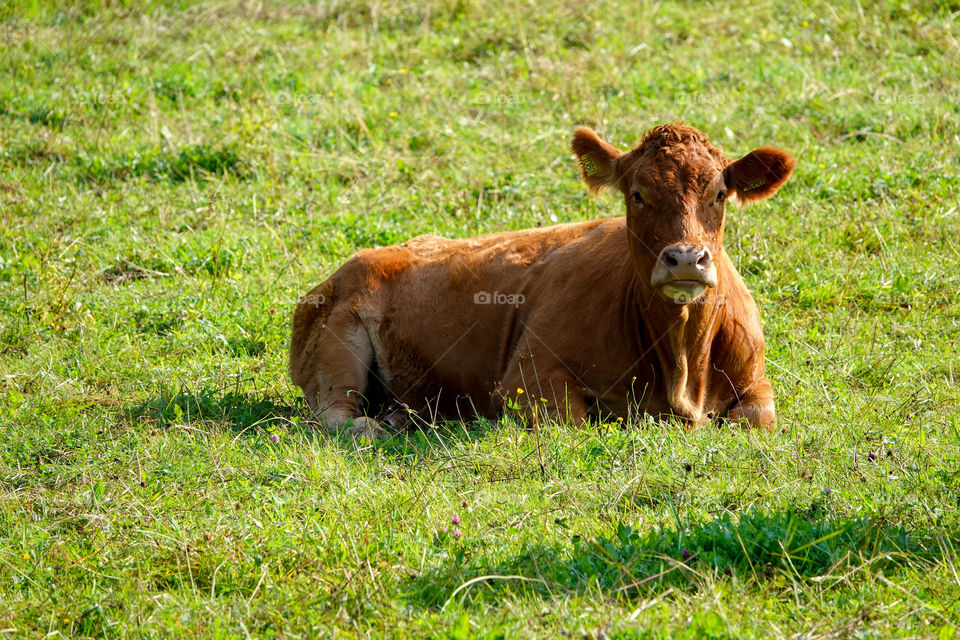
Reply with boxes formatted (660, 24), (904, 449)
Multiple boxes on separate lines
(664, 253), (679, 267)
(697, 252), (711, 266)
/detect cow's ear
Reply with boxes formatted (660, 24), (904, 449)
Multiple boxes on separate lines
(724, 147), (795, 204)
(572, 127), (624, 193)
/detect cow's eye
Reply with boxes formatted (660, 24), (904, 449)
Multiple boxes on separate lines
(632, 192), (646, 206)
(715, 190), (727, 205)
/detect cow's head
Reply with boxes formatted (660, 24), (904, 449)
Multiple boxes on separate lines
(572, 124), (794, 305)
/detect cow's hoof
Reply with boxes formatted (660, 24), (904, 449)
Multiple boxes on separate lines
(347, 417), (387, 441)
(726, 403), (776, 430)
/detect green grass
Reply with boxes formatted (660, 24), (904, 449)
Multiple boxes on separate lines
(2, 0), (960, 637)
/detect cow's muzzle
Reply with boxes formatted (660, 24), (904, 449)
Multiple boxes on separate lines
(650, 243), (718, 304)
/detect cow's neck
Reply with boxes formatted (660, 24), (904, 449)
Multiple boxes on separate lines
(634, 279), (726, 424)
(626, 224), (726, 423)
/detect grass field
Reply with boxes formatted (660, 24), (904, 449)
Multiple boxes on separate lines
(2, 0), (960, 637)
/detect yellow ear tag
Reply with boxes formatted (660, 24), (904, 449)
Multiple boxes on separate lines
(742, 177), (765, 192)
(582, 155), (598, 176)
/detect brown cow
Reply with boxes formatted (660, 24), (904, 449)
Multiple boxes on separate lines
(290, 124), (795, 439)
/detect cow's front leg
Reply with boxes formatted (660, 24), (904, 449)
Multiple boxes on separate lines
(725, 377), (776, 429)
(501, 364), (587, 427)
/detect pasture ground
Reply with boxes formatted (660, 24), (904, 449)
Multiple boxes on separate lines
(1, 1), (959, 637)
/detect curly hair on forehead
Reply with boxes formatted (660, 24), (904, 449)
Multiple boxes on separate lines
(632, 123), (726, 163)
